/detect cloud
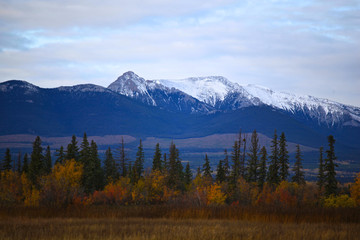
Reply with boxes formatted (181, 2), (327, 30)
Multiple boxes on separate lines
(0, 0), (359, 106)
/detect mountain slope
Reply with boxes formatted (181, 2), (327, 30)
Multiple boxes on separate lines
(106, 72), (360, 128)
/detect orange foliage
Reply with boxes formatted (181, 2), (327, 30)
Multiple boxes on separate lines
(92, 177), (131, 205)
(206, 183), (226, 206)
(350, 172), (360, 206)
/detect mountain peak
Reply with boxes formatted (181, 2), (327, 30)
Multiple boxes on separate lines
(0, 80), (39, 94)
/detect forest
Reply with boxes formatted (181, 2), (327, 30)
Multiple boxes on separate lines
(1, 130), (360, 239)
(1, 129), (359, 208)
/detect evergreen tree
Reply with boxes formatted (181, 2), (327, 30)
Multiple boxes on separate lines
(216, 159), (226, 183)
(84, 140), (104, 193)
(317, 147), (325, 191)
(134, 139), (145, 182)
(258, 146), (267, 189)
(278, 132), (289, 181)
(241, 133), (247, 178)
(91, 140), (104, 191)
(223, 149), (230, 180)
(66, 135), (79, 161)
(2, 148), (12, 171)
(163, 153), (168, 172)
(247, 130), (260, 182)
(104, 147), (117, 184)
(202, 154), (212, 180)
(167, 141), (184, 190)
(267, 130), (280, 185)
(44, 145), (52, 174)
(55, 146), (65, 164)
(79, 133), (90, 165)
(324, 135), (338, 196)
(152, 143), (162, 172)
(184, 162), (192, 186)
(118, 137), (128, 177)
(17, 152), (22, 173)
(22, 153), (29, 174)
(196, 166), (201, 178)
(29, 136), (44, 186)
(230, 140), (240, 184)
(292, 144), (305, 185)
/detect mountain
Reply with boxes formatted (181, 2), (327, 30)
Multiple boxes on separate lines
(108, 72), (360, 128)
(108, 71), (213, 113)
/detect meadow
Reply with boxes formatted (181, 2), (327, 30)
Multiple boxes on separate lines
(1, 206), (359, 240)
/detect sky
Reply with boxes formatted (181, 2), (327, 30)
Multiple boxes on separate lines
(0, 0), (359, 106)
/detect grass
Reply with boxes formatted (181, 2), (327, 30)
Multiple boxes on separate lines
(0, 206), (359, 239)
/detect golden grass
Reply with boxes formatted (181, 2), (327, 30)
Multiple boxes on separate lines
(1, 217), (359, 240)
(1, 206), (359, 239)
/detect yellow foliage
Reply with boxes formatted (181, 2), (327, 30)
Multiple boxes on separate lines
(206, 183), (226, 206)
(40, 159), (83, 206)
(323, 194), (356, 208)
(350, 172), (360, 206)
(0, 170), (22, 206)
(21, 172), (39, 207)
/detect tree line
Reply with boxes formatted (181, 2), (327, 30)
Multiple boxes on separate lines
(0, 130), (358, 207)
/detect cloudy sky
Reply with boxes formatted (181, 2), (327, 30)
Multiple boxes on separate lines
(0, 0), (359, 106)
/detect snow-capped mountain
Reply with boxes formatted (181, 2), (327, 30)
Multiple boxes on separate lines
(107, 72), (360, 128)
(108, 71), (213, 113)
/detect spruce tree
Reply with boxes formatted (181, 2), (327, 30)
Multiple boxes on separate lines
(230, 140), (240, 184)
(44, 145), (52, 174)
(324, 135), (338, 196)
(184, 162), (192, 186)
(247, 130), (260, 183)
(17, 152), (22, 173)
(292, 144), (305, 185)
(258, 146), (267, 189)
(196, 166), (201, 178)
(55, 146), (65, 164)
(223, 149), (230, 180)
(22, 153), (29, 174)
(134, 139), (145, 182)
(118, 137), (128, 177)
(152, 143), (162, 172)
(267, 130), (280, 185)
(163, 153), (168, 172)
(279, 132), (289, 181)
(29, 136), (44, 186)
(216, 159), (226, 183)
(104, 147), (117, 184)
(79, 133), (90, 165)
(167, 141), (183, 190)
(241, 133), (247, 178)
(66, 135), (79, 161)
(317, 147), (325, 191)
(202, 154), (212, 180)
(2, 148), (12, 171)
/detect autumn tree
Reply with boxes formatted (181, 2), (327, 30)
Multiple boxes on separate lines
(292, 144), (305, 185)
(279, 132), (289, 181)
(267, 130), (280, 185)
(350, 172), (360, 206)
(324, 135), (338, 196)
(29, 136), (44, 186)
(152, 143), (162, 172)
(247, 130), (260, 183)
(258, 146), (267, 189)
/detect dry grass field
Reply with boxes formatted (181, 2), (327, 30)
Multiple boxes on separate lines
(0, 206), (359, 240)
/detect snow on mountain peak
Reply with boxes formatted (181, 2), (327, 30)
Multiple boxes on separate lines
(158, 76), (240, 107)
